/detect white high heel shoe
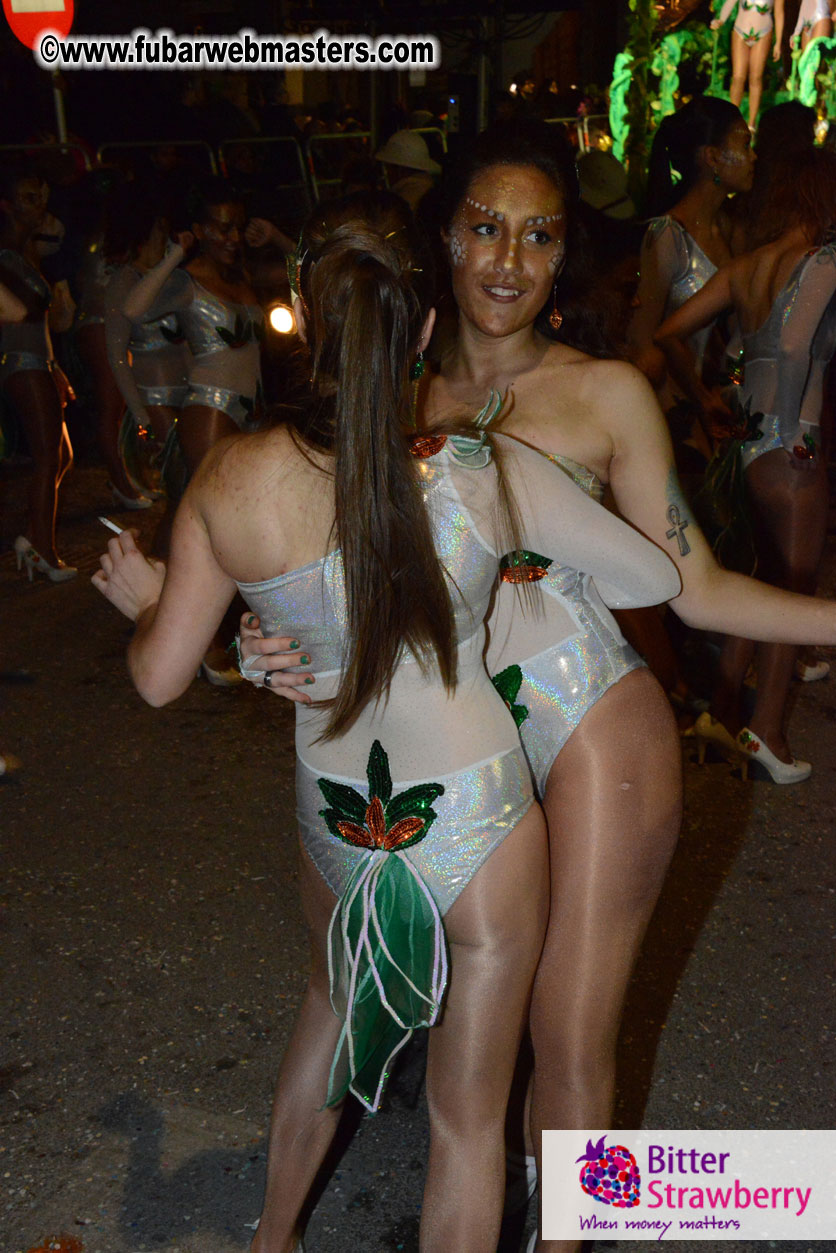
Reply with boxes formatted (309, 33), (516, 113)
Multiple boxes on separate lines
(109, 482), (153, 511)
(14, 536), (77, 583)
(737, 728), (812, 784)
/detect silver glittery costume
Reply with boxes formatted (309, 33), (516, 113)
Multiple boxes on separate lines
(237, 436), (677, 914)
(642, 216), (717, 382)
(125, 267), (264, 428)
(486, 452), (645, 799)
(793, 0), (830, 37)
(0, 249), (53, 383)
(105, 265), (190, 421)
(740, 244), (836, 470)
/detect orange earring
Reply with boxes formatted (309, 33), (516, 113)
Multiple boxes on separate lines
(549, 288), (563, 331)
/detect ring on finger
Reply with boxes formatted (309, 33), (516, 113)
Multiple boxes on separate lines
(263, 671), (273, 688)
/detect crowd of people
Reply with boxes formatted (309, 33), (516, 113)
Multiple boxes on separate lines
(4, 87), (836, 1252)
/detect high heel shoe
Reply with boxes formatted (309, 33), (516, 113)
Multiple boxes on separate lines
(109, 482), (153, 511)
(795, 658), (830, 682)
(14, 536), (77, 583)
(736, 729), (812, 784)
(684, 711), (740, 765)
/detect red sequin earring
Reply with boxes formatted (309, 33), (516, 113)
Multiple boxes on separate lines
(549, 287), (563, 331)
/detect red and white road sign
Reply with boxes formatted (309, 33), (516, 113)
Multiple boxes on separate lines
(2, 0), (74, 51)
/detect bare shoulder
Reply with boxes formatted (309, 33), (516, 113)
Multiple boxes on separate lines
(192, 425), (325, 510)
(554, 350), (655, 414)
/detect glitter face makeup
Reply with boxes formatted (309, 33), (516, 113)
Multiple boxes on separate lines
(445, 164), (567, 339)
(715, 119), (756, 192)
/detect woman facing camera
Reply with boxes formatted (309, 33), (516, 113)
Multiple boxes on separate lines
(245, 124), (836, 1253)
(93, 190), (678, 1253)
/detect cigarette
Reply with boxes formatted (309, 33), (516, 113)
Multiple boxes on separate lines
(98, 516), (123, 535)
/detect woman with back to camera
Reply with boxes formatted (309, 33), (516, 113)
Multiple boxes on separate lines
(92, 190), (679, 1253)
(0, 162), (76, 581)
(656, 147), (836, 783)
(244, 124), (836, 1253)
(628, 96), (755, 467)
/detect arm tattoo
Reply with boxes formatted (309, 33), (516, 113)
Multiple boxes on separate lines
(664, 467), (694, 558)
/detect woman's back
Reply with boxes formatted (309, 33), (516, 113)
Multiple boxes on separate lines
(731, 240), (836, 443)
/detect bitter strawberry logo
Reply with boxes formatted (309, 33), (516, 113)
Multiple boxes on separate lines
(577, 1136), (641, 1208)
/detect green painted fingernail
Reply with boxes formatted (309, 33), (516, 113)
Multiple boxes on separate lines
(300, 654), (310, 665)
(304, 676), (315, 684)
(246, 615), (256, 626)
(289, 639), (300, 649)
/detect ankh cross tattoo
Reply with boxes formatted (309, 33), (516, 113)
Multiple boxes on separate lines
(665, 503), (691, 556)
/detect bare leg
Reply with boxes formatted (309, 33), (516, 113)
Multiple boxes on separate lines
(528, 669), (681, 1253)
(728, 33), (750, 110)
(422, 803), (548, 1253)
(250, 845), (343, 1253)
(4, 369), (72, 566)
(75, 324), (142, 499)
(744, 449), (829, 759)
(253, 805), (548, 1253)
(145, 405), (181, 560)
(176, 403), (239, 478)
(745, 35), (771, 129)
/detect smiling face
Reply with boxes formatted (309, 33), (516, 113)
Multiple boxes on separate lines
(194, 201), (245, 270)
(444, 163), (567, 340)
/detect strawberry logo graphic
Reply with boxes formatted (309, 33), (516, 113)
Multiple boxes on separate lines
(576, 1136), (640, 1208)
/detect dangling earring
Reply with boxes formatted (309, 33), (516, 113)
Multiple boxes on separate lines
(713, 169), (721, 186)
(410, 350), (425, 381)
(549, 289), (563, 332)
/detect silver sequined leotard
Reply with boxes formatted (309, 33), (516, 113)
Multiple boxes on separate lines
(740, 244), (836, 470)
(238, 435), (676, 915)
(125, 267), (264, 428)
(793, 0), (830, 37)
(486, 452), (645, 799)
(643, 217), (717, 376)
(105, 265), (190, 421)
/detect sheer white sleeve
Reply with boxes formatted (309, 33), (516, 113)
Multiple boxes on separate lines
(492, 436), (681, 608)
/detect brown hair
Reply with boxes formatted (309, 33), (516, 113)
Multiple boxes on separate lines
(294, 192), (454, 738)
(753, 147), (836, 247)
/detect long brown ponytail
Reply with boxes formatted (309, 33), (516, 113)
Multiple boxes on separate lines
(295, 192), (454, 738)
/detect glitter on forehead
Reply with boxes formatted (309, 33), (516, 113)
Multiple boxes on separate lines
(464, 166), (563, 228)
(465, 196), (505, 223)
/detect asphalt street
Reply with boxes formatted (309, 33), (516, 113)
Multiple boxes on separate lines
(2, 460), (835, 1253)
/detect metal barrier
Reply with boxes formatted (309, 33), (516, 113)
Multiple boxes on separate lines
(412, 126), (448, 158)
(544, 113), (611, 154)
(217, 135), (312, 217)
(96, 138), (217, 175)
(306, 131), (372, 200)
(0, 141), (92, 171)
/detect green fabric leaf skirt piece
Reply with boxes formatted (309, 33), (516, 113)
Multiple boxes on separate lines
(318, 740), (448, 1114)
(325, 848), (448, 1114)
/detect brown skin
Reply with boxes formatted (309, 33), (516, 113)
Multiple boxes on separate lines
(178, 202), (259, 475)
(0, 177), (73, 568)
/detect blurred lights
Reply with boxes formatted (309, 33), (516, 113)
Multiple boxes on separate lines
(269, 304), (295, 334)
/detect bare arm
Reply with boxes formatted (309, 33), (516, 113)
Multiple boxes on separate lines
(655, 264), (735, 414)
(626, 220), (677, 384)
(0, 280), (26, 323)
(773, 0), (785, 58)
(93, 457), (238, 705)
(601, 360), (836, 643)
(122, 241), (190, 322)
(105, 270), (153, 427)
